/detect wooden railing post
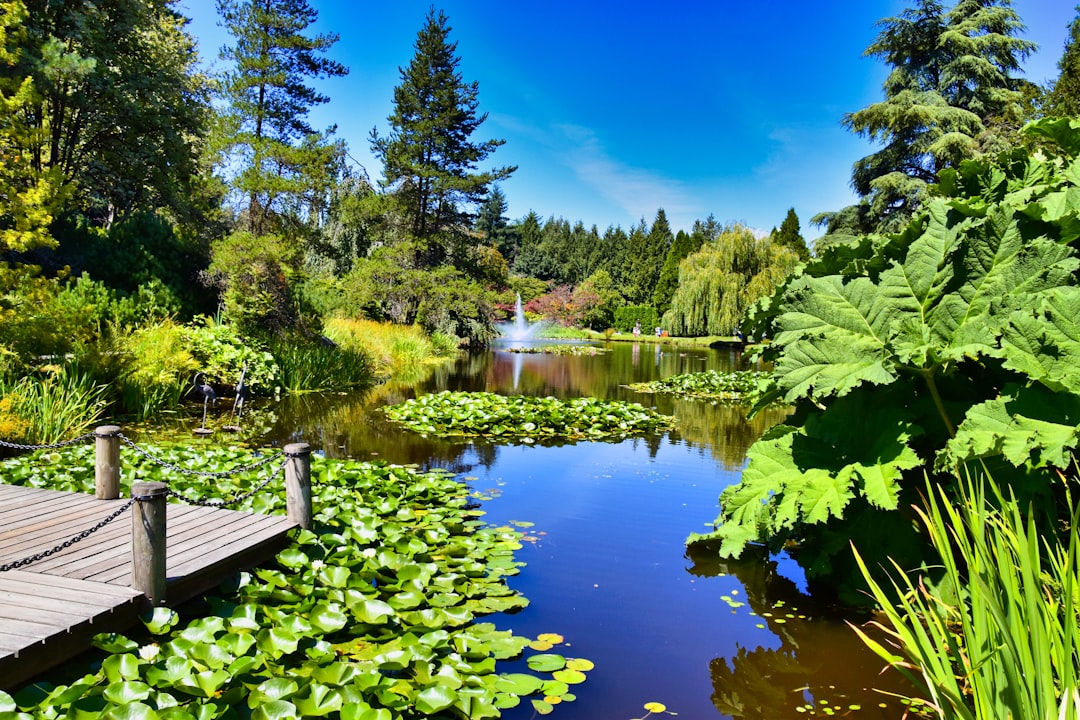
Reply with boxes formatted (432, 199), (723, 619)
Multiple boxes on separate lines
(132, 481), (167, 606)
(284, 443), (312, 530)
(95, 425), (121, 500)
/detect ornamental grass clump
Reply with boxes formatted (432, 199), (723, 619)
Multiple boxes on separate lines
(0, 444), (593, 718)
(852, 472), (1080, 720)
(383, 391), (675, 442)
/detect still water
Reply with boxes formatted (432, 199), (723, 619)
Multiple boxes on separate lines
(253, 341), (916, 719)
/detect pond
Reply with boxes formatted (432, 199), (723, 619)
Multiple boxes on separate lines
(247, 341), (916, 719)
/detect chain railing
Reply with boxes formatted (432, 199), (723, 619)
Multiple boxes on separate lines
(0, 426), (312, 580)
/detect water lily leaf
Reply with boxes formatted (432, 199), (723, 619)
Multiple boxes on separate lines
(354, 598), (395, 625)
(309, 603), (349, 633)
(174, 670), (230, 698)
(142, 607), (179, 635)
(317, 566), (352, 588)
(387, 589), (425, 610)
(526, 654), (566, 672)
(102, 654), (142, 682)
(340, 702), (394, 720)
(494, 673), (544, 695)
(531, 699), (554, 715)
(249, 678), (299, 706)
(293, 683), (342, 717)
(103, 681), (152, 705)
(565, 658), (594, 671)
(275, 547), (309, 570)
(0, 691), (14, 712)
(188, 641), (233, 670)
(93, 633), (139, 653)
(256, 628), (300, 657)
(251, 700), (298, 720)
(552, 669), (587, 684)
(219, 631), (257, 656)
(414, 685), (456, 714)
(104, 701), (160, 720)
(144, 657), (194, 686)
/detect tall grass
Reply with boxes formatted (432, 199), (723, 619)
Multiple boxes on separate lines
(269, 339), (374, 394)
(108, 321), (198, 420)
(852, 474), (1080, 720)
(0, 368), (109, 445)
(322, 318), (457, 376)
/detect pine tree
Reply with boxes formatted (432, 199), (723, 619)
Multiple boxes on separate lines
(371, 8), (514, 256)
(475, 185), (511, 253)
(1046, 6), (1080, 118)
(216, 0), (347, 235)
(653, 230), (692, 316)
(769, 208), (809, 260)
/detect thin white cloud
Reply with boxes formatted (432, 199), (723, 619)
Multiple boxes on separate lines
(554, 124), (701, 226)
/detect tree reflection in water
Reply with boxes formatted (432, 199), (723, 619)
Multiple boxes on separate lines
(686, 544), (922, 718)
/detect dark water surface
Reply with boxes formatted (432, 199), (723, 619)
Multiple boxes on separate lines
(252, 342), (916, 719)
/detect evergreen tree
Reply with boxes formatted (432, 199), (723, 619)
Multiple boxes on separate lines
(653, 229), (693, 316)
(769, 208), (810, 260)
(511, 211), (556, 279)
(216, 0), (347, 236)
(1046, 6), (1080, 118)
(371, 8), (515, 255)
(475, 185), (512, 256)
(837, 0), (1034, 235)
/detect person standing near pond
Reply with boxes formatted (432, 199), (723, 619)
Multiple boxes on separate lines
(633, 320), (641, 337)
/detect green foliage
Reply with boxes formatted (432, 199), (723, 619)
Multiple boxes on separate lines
(653, 230), (695, 316)
(0, 444), (592, 717)
(769, 208), (809, 261)
(0, 367), (108, 444)
(852, 473), (1080, 720)
(613, 305), (660, 334)
(627, 370), (769, 402)
(371, 7), (513, 242)
(7, 0), (212, 226)
(206, 231), (306, 336)
(693, 118), (1080, 597)
(180, 319), (282, 396)
(94, 320), (199, 421)
(384, 391), (675, 442)
(268, 339), (374, 394)
(664, 225), (800, 337)
(505, 345), (609, 356)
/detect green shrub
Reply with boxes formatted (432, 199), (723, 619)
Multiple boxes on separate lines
(105, 321), (198, 420)
(613, 305), (659, 333)
(0, 367), (108, 445)
(180, 318), (282, 396)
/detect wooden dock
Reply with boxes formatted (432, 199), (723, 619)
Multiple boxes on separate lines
(0, 483), (297, 690)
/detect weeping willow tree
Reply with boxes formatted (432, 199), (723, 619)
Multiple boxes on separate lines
(663, 225), (800, 337)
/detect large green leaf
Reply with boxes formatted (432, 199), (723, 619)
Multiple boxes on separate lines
(1000, 287), (1080, 394)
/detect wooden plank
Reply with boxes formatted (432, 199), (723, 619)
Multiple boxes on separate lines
(0, 483), (296, 690)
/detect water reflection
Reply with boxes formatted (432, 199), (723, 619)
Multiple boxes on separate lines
(686, 546), (916, 718)
(223, 342), (923, 718)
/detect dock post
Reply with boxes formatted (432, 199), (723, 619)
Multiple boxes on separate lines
(132, 481), (167, 606)
(95, 425), (121, 500)
(284, 443), (312, 530)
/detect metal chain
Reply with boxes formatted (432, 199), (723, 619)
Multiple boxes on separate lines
(164, 460), (286, 508)
(115, 432), (283, 478)
(0, 498), (137, 572)
(0, 432), (95, 452)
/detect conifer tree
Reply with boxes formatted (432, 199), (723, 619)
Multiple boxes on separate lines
(216, 0), (347, 235)
(654, 230), (693, 316)
(1046, 6), (1080, 118)
(769, 208), (809, 260)
(372, 8), (514, 258)
(834, 0), (1034, 235)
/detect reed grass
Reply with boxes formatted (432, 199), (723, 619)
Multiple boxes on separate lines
(0, 367), (109, 445)
(851, 474), (1080, 720)
(323, 318), (456, 375)
(269, 339), (374, 393)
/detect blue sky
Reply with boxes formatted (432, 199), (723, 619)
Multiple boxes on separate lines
(182, 1), (1076, 239)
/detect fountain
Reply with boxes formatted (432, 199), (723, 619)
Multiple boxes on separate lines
(499, 293), (543, 342)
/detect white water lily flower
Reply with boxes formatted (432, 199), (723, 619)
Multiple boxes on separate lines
(311, 559), (326, 571)
(361, 547), (377, 558)
(139, 644), (160, 661)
